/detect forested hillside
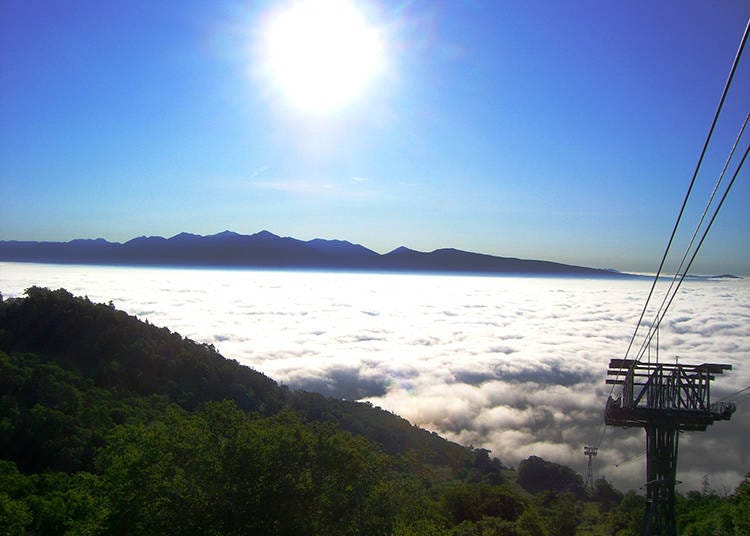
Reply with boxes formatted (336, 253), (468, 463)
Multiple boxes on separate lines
(0, 288), (747, 535)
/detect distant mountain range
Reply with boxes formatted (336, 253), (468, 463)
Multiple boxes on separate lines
(0, 230), (630, 277)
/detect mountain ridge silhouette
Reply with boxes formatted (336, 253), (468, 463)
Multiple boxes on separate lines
(0, 230), (630, 277)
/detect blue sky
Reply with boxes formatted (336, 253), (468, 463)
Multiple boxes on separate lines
(2, 0), (749, 274)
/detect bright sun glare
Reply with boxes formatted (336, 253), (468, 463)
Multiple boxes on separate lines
(261, 0), (384, 114)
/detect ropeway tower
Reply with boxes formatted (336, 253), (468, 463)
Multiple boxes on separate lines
(605, 360), (736, 535)
(583, 445), (597, 493)
(601, 15), (748, 536)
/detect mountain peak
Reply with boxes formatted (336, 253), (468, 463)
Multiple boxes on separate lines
(169, 232), (201, 241)
(386, 246), (417, 255)
(212, 230), (241, 238)
(125, 235), (166, 245)
(251, 230), (280, 239)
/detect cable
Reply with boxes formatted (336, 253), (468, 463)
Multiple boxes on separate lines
(641, 142), (750, 352)
(632, 113), (750, 364)
(619, 18), (750, 370)
(595, 424), (608, 454)
(634, 113), (749, 363)
(596, 18), (750, 455)
(717, 385), (750, 403)
(598, 143), (749, 464)
(614, 451), (645, 468)
(606, 123), (749, 409)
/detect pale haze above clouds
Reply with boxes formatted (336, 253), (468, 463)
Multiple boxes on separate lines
(1, 262), (748, 493)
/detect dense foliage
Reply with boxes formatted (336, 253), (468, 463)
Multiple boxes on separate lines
(517, 456), (586, 499)
(0, 287), (747, 535)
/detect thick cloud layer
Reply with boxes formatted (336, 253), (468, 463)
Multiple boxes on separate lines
(2, 262), (748, 492)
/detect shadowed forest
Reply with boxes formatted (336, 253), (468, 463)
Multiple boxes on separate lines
(0, 288), (747, 535)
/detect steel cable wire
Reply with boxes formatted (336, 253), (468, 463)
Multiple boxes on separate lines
(632, 113), (750, 364)
(717, 385), (750, 403)
(640, 142), (750, 358)
(619, 19), (750, 371)
(596, 19), (750, 453)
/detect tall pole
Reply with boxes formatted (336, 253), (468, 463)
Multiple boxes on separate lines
(584, 445), (598, 493)
(643, 423), (679, 536)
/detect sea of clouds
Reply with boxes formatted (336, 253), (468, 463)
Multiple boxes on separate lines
(1, 262), (748, 493)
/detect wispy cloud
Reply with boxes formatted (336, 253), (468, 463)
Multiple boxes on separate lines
(248, 166), (269, 180)
(252, 178), (336, 194)
(251, 176), (376, 198)
(2, 265), (748, 493)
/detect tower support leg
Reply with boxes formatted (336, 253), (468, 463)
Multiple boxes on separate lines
(643, 423), (678, 536)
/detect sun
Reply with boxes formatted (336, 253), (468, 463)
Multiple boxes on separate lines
(260, 0), (384, 114)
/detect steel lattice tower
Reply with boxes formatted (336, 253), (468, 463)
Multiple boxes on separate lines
(584, 445), (598, 493)
(605, 360), (735, 536)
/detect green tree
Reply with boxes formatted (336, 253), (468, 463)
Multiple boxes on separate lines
(592, 477), (623, 513)
(605, 491), (644, 536)
(732, 474), (750, 535)
(517, 457), (586, 499)
(97, 401), (416, 535)
(441, 482), (525, 525)
(536, 492), (580, 536)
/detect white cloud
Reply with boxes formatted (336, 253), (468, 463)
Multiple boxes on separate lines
(247, 166), (270, 180)
(251, 175), (376, 198)
(252, 178), (336, 193)
(1, 262), (748, 493)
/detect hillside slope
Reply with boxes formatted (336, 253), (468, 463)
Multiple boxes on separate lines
(0, 287), (468, 468)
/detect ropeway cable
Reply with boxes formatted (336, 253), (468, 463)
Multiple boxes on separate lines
(603, 126), (750, 424)
(614, 451), (645, 469)
(594, 142), (749, 454)
(716, 385), (750, 403)
(596, 135), (748, 451)
(637, 141), (750, 359)
(595, 19), (750, 453)
(632, 113), (750, 364)
(617, 18), (750, 371)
